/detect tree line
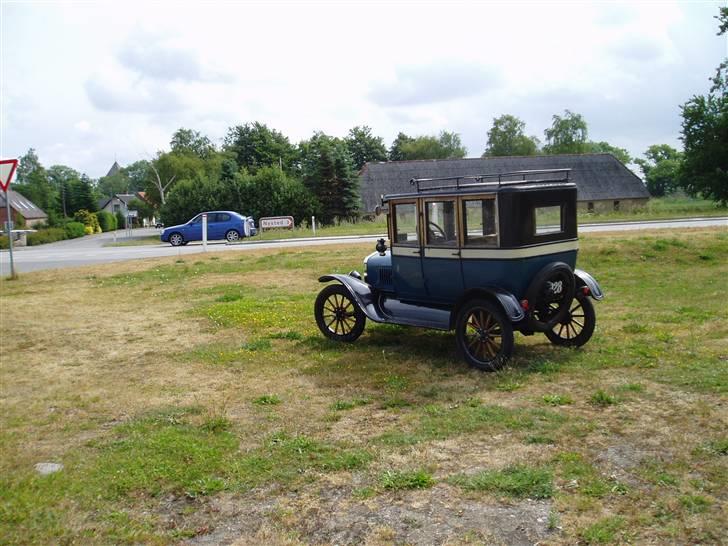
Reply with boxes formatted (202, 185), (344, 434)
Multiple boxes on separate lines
(11, 7), (726, 228)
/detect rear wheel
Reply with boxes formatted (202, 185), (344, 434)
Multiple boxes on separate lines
(315, 284), (366, 342)
(545, 292), (595, 347)
(169, 232), (184, 246)
(455, 300), (514, 371)
(225, 229), (241, 243)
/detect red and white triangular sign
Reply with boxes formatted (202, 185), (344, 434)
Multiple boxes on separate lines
(0, 159), (18, 192)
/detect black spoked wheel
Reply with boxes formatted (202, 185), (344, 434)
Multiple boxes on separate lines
(526, 262), (575, 332)
(545, 292), (596, 347)
(315, 284), (366, 342)
(456, 300), (514, 371)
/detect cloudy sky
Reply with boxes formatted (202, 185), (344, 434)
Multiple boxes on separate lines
(1, 1), (726, 178)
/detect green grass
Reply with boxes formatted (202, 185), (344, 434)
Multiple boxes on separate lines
(380, 469), (435, 490)
(449, 465), (553, 499)
(1, 229), (727, 544)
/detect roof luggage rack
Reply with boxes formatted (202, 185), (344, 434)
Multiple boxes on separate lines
(409, 168), (571, 193)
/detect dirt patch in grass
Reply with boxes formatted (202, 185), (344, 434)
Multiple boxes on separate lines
(1, 229), (726, 545)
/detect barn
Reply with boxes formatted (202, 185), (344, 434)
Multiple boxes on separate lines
(359, 153), (649, 214)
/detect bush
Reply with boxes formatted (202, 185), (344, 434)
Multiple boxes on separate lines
(27, 228), (68, 246)
(74, 209), (101, 233)
(0, 235), (8, 250)
(64, 222), (86, 239)
(96, 211), (117, 232)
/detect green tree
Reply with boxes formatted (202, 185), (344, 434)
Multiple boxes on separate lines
(68, 175), (98, 213)
(224, 122), (298, 174)
(679, 7), (728, 205)
(161, 174), (225, 226)
(170, 128), (215, 159)
(97, 170), (131, 197)
(389, 132), (415, 161)
(482, 114), (540, 157)
(225, 167), (318, 223)
(13, 149), (57, 214)
(585, 141), (632, 164)
(146, 151), (206, 206)
(344, 126), (388, 170)
(47, 165), (81, 217)
(299, 132), (359, 223)
(122, 160), (152, 192)
(543, 110), (589, 154)
(635, 145), (684, 197)
(398, 131), (468, 160)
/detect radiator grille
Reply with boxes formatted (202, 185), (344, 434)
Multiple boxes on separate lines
(378, 267), (393, 286)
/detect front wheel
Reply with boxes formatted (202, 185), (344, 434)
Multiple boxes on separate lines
(545, 292), (595, 347)
(314, 284), (366, 342)
(169, 232), (184, 246)
(456, 300), (514, 371)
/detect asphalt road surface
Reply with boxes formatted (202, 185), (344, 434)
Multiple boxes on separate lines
(1, 217), (726, 274)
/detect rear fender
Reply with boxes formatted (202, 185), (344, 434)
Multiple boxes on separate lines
(318, 274), (384, 322)
(574, 268), (604, 300)
(449, 287), (525, 329)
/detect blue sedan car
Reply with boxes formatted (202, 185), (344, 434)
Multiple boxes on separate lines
(161, 211), (257, 246)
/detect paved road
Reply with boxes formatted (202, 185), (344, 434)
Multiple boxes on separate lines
(1, 217), (726, 274)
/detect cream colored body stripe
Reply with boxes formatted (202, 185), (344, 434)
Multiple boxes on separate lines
(392, 240), (578, 259)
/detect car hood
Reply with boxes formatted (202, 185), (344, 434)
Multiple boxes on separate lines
(162, 223), (187, 233)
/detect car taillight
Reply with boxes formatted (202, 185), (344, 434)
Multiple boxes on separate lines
(520, 299), (529, 311)
(582, 286), (590, 296)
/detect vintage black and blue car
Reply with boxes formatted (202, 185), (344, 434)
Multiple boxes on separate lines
(314, 169), (604, 371)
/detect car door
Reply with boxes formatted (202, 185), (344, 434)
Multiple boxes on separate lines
(422, 198), (464, 304)
(390, 201), (426, 301)
(185, 214), (204, 241)
(209, 213), (227, 240)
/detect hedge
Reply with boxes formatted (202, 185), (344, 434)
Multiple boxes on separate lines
(96, 211), (117, 232)
(64, 222), (86, 239)
(27, 228), (68, 246)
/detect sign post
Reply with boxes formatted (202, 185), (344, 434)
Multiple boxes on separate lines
(1, 159), (19, 279)
(202, 213), (208, 251)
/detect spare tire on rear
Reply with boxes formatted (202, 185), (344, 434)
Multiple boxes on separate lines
(525, 262), (575, 332)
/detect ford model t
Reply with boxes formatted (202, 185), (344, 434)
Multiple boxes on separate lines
(314, 169), (603, 371)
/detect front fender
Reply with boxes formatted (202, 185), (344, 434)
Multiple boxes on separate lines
(318, 274), (384, 323)
(574, 268), (604, 300)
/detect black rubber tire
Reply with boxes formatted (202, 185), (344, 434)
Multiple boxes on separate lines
(225, 229), (241, 243)
(545, 292), (596, 347)
(526, 262), (575, 332)
(315, 284), (366, 342)
(455, 299), (514, 371)
(169, 232), (184, 247)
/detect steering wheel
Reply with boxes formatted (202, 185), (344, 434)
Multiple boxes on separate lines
(427, 221), (447, 243)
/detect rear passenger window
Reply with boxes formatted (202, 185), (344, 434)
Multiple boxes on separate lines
(534, 206), (563, 235)
(463, 199), (497, 246)
(217, 213), (230, 222)
(393, 203), (418, 245)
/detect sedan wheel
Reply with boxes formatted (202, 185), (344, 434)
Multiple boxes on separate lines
(169, 233), (184, 247)
(456, 300), (514, 371)
(314, 284), (366, 342)
(225, 229), (241, 243)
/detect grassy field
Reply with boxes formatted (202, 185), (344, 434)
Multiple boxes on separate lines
(1, 228), (726, 545)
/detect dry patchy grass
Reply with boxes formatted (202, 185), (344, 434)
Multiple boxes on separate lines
(0, 230), (726, 545)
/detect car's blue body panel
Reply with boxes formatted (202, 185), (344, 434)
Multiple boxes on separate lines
(161, 211), (255, 243)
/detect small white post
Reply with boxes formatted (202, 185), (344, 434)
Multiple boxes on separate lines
(311, 216), (316, 237)
(202, 213), (208, 251)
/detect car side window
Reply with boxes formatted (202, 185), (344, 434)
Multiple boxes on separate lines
(534, 205), (563, 235)
(190, 214), (202, 224)
(217, 213), (230, 223)
(425, 200), (458, 246)
(463, 198), (497, 246)
(393, 203), (418, 246)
